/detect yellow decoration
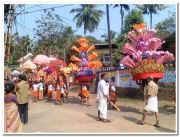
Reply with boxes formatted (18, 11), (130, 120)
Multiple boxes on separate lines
(132, 59), (164, 75)
(133, 23), (146, 32)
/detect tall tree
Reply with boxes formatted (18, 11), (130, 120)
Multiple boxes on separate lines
(113, 4), (130, 33)
(123, 9), (144, 33)
(4, 4), (10, 24)
(101, 30), (116, 43)
(137, 4), (166, 29)
(106, 4), (112, 67)
(70, 4), (104, 37)
(155, 11), (175, 38)
(114, 9), (144, 66)
(60, 26), (76, 61)
(33, 12), (65, 56)
(5, 33), (32, 65)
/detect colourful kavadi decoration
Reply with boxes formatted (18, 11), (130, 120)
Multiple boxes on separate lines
(70, 38), (102, 84)
(120, 23), (174, 80)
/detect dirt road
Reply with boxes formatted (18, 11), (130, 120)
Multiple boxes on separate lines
(22, 91), (176, 134)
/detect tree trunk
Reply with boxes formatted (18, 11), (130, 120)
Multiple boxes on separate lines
(84, 23), (86, 37)
(106, 4), (112, 67)
(150, 12), (153, 29)
(120, 6), (123, 33)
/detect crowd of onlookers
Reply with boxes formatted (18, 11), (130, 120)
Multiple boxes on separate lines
(4, 72), (71, 133)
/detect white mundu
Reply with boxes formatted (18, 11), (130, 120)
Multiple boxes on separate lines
(144, 81), (159, 112)
(39, 82), (44, 91)
(97, 79), (109, 119)
(48, 84), (53, 91)
(33, 84), (39, 91)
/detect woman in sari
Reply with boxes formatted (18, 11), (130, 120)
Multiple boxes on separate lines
(4, 82), (22, 133)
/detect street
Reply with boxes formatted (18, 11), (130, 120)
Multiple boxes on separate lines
(22, 91), (176, 133)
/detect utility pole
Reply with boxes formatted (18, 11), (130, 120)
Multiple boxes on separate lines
(5, 4), (15, 65)
(106, 4), (112, 67)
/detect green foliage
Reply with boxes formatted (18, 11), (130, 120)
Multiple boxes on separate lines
(86, 36), (102, 45)
(70, 4), (104, 36)
(113, 33), (127, 66)
(4, 4), (10, 24)
(5, 33), (32, 65)
(137, 4), (166, 15)
(155, 12), (176, 37)
(101, 30), (116, 43)
(32, 12), (74, 59)
(112, 4), (130, 32)
(137, 4), (167, 28)
(123, 9), (144, 33)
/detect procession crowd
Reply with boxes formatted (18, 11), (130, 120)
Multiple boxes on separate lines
(4, 70), (160, 133)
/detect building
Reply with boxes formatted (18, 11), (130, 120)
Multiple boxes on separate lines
(17, 53), (33, 68)
(94, 43), (118, 66)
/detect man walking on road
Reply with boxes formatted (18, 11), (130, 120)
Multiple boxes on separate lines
(137, 76), (160, 127)
(16, 74), (30, 124)
(97, 73), (110, 123)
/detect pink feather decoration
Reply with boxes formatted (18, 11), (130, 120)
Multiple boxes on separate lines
(136, 51), (142, 62)
(156, 52), (174, 64)
(122, 43), (136, 55)
(148, 38), (163, 51)
(120, 55), (135, 68)
(128, 31), (139, 45)
(143, 29), (156, 41)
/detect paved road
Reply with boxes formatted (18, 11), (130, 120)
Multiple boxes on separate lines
(22, 91), (176, 134)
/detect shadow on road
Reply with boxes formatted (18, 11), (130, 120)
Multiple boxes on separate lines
(118, 105), (142, 114)
(66, 96), (82, 105)
(122, 116), (139, 123)
(155, 126), (176, 133)
(122, 116), (176, 133)
(158, 107), (175, 115)
(86, 113), (97, 121)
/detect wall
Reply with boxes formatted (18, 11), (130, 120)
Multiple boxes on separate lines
(98, 70), (176, 101)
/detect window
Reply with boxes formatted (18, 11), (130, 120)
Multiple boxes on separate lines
(104, 54), (110, 63)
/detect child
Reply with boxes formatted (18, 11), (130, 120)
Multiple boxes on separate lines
(47, 81), (54, 100)
(32, 80), (39, 102)
(38, 80), (44, 100)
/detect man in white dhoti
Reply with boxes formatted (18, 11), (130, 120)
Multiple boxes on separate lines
(137, 76), (160, 127)
(97, 73), (110, 123)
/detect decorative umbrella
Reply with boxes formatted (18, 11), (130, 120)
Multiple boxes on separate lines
(11, 70), (21, 76)
(49, 60), (67, 69)
(33, 55), (49, 65)
(48, 57), (57, 61)
(22, 60), (37, 70)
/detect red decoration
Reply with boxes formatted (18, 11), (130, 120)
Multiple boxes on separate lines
(132, 72), (164, 80)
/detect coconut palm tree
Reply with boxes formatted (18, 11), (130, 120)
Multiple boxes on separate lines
(101, 30), (116, 43)
(70, 4), (104, 37)
(106, 4), (112, 67)
(137, 4), (166, 29)
(113, 4), (130, 33)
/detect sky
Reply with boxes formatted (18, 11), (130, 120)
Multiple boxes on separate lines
(9, 4), (176, 41)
